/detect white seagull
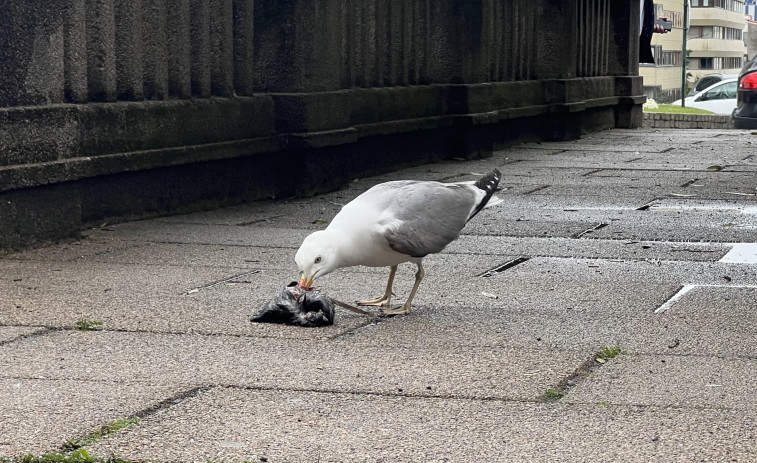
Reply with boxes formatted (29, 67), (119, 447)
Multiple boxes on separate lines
(295, 168), (502, 315)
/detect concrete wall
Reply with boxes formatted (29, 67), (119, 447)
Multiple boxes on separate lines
(0, 0), (645, 249)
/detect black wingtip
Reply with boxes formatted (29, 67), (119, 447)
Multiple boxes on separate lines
(473, 168), (502, 194)
(468, 168), (502, 222)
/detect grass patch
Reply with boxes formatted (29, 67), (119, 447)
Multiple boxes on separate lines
(644, 104), (715, 115)
(544, 388), (565, 400)
(64, 418), (140, 450)
(74, 319), (103, 331)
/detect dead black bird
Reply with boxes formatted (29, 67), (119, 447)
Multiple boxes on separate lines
(251, 282), (335, 327)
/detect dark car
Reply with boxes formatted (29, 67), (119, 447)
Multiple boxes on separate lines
(732, 56), (757, 129)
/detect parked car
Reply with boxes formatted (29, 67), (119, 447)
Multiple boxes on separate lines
(671, 78), (737, 115)
(687, 73), (738, 97)
(731, 56), (757, 129)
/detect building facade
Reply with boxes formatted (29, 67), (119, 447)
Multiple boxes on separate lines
(640, 1), (685, 102)
(641, 0), (747, 102)
(688, 0), (746, 77)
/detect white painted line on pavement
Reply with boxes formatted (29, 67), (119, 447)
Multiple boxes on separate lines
(719, 243), (757, 264)
(655, 283), (757, 314)
(655, 284), (697, 314)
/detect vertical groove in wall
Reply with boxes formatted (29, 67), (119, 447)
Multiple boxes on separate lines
(339, 0), (350, 89)
(527, 1), (536, 79)
(64, 0), (88, 102)
(143, 0), (168, 100)
(167, 0), (192, 98)
(516, 0), (522, 80)
(423, 0), (430, 84)
(492, 0), (501, 81)
(588, 0), (595, 75)
(388, 0), (401, 86)
(347, 0), (356, 87)
(576, 0), (610, 77)
(413, 0), (426, 85)
(485, 0), (494, 82)
(601, 0), (610, 75)
(232, 0), (255, 96)
(363, 0), (378, 87)
(502, 0), (510, 80)
(351, 0), (363, 87)
(520, 2), (527, 79)
(86, 0), (116, 101)
(209, 0), (233, 96)
(114, 0), (143, 100)
(578, 0), (583, 75)
(374, 0), (386, 87)
(189, 0), (211, 97)
(401, 0), (409, 85)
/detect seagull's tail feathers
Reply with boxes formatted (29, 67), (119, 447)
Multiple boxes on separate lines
(467, 168), (502, 222)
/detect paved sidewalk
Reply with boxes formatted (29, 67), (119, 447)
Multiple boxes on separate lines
(2, 128), (757, 462)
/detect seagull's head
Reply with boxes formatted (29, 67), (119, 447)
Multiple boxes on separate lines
(295, 230), (341, 289)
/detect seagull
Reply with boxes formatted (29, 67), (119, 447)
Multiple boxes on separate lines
(295, 168), (502, 315)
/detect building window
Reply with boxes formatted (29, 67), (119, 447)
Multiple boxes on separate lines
(691, 0), (744, 12)
(689, 26), (743, 40)
(660, 50), (683, 66)
(691, 56), (743, 69)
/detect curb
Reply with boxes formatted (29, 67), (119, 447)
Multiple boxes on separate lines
(642, 112), (732, 129)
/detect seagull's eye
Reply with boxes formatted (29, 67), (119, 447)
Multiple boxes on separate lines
(314, 256), (322, 264)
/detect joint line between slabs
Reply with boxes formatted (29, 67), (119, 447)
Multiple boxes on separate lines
(185, 269), (261, 294)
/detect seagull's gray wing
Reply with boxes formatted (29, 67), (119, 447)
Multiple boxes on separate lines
(379, 182), (478, 258)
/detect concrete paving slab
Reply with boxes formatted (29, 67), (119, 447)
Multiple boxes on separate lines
(87, 387), (757, 463)
(565, 354), (757, 410)
(650, 197), (757, 213)
(83, 222), (312, 248)
(3, 236), (148, 263)
(647, 286), (757, 357)
(464, 203), (757, 241)
(585, 217), (757, 242)
(0, 326), (46, 344)
(81, 241), (294, 269)
(0, 331), (585, 401)
(0, 260), (249, 329)
(481, 193), (658, 210)
(447, 235), (730, 262)
(0, 378), (180, 458)
(83, 242), (506, 277)
(0, 264), (370, 338)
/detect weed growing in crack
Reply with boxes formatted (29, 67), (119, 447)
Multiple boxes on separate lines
(4, 449), (129, 463)
(544, 388), (565, 400)
(64, 417), (141, 450)
(74, 319), (103, 331)
(596, 345), (624, 363)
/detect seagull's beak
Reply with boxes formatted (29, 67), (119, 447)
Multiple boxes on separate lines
(298, 273), (315, 289)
